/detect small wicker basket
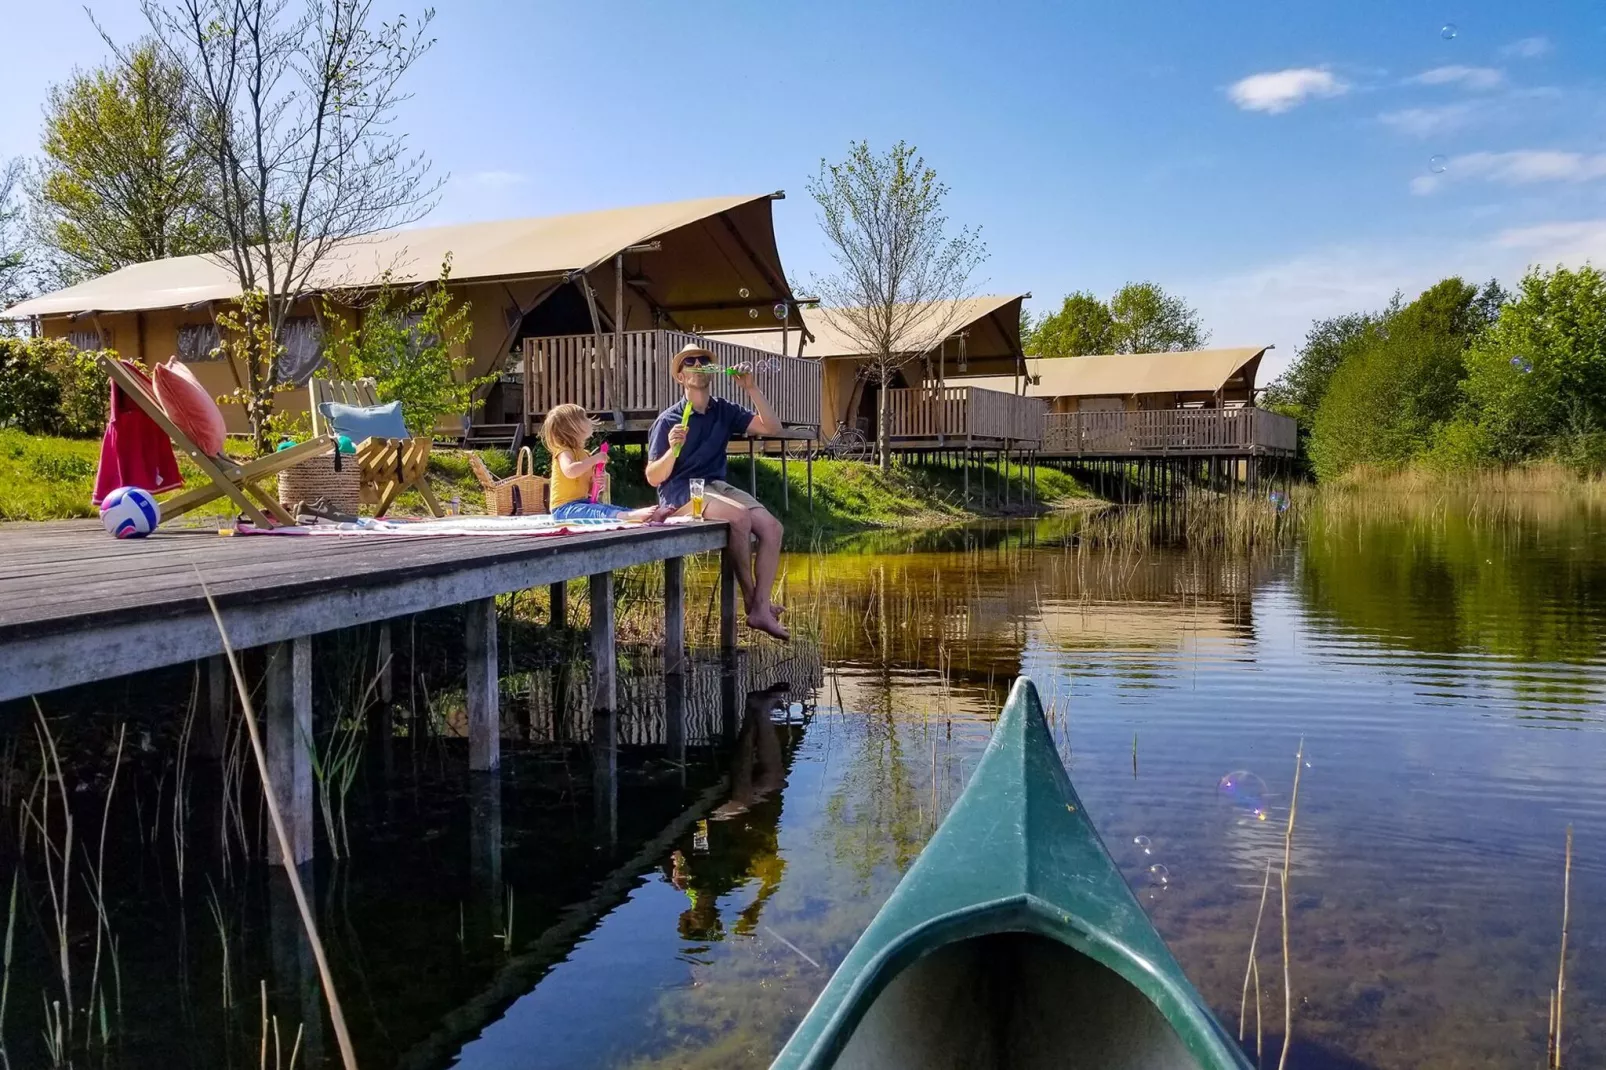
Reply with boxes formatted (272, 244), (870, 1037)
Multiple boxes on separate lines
(469, 448), (548, 516)
(278, 451), (362, 516)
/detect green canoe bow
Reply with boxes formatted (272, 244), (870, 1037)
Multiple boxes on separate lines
(771, 677), (1252, 1070)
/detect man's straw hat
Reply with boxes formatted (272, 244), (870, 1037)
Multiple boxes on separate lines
(671, 343), (717, 376)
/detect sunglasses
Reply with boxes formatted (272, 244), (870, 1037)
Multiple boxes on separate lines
(680, 356), (714, 368)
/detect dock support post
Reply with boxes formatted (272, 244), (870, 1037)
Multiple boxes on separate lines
(665, 671), (687, 786)
(264, 637), (313, 866)
(205, 654), (230, 759)
(549, 581), (568, 628)
(589, 572), (616, 712)
(466, 598), (500, 772)
(781, 439), (790, 513)
(720, 546), (739, 653)
(664, 556), (686, 675)
(592, 707), (618, 850)
(469, 771), (504, 935)
(376, 622), (393, 705)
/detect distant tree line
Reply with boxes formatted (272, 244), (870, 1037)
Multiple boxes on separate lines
(1024, 282), (1208, 357)
(1264, 267), (1606, 478)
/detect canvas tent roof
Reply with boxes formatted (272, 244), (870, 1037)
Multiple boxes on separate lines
(960, 347), (1268, 398)
(2, 193), (805, 334)
(708, 294), (1026, 374)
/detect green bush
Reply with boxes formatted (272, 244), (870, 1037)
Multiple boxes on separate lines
(0, 337), (110, 437)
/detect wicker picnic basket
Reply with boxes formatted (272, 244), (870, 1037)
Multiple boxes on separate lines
(469, 447), (547, 516)
(277, 451), (362, 515)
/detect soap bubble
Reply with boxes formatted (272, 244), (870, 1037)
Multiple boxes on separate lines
(748, 308), (759, 319)
(738, 287), (750, 299)
(1133, 835), (1152, 854)
(1219, 770), (1270, 820)
(1429, 155), (1448, 174)
(773, 302), (789, 321)
(1440, 23), (1457, 40)
(1148, 863), (1171, 886)
(1510, 357), (1533, 374)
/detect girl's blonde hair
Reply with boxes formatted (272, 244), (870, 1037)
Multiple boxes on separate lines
(541, 403), (596, 454)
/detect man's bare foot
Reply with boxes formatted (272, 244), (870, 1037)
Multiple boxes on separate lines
(746, 609), (790, 641)
(645, 503), (676, 525)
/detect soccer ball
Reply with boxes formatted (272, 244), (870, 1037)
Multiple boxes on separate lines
(100, 486), (160, 539)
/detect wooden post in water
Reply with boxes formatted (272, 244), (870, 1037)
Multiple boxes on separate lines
(664, 556), (686, 675)
(592, 706), (618, 851)
(205, 654), (229, 759)
(720, 547), (739, 652)
(466, 597), (500, 771)
(589, 572), (616, 712)
(549, 581), (568, 628)
(264, 636), (314, 865)
(376, 622), (393, 705)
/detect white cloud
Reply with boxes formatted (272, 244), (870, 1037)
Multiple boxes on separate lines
(1494, 220), (1606, 264)
(1408, 65), (1504, 91)
(1188, 220), (1606, 379)
(1379, 102), (1481, 137)
(1500, 36), (1552, 59)
(465, 170), (528, 189)
(1412, 150), (1606, 193)
(1227, 68), (1349, 114)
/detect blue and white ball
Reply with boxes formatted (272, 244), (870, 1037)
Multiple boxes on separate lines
(100, 486), (160, 539)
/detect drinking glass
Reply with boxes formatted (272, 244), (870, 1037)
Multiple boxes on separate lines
(690, 479), (706, 520)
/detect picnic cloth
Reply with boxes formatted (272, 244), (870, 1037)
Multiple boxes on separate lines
(231, 514), (701, 537)
(92, 363), (183, 507)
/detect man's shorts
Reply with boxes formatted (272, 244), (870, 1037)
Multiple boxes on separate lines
(702, 479), (764, 511)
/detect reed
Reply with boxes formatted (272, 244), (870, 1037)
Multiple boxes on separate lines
(1549, 824), (1573, 1068)
(1239, 858), (1272, 1044)
(0, 869), (15, 1070)
(199, 575), (359, 1070)
(1277, 740), (1305, 1070)
(83, 723), (126, 1049)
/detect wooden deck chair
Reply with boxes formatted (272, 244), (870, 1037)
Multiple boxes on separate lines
(309, 378), (444, 517)
(99, 356), (336, 529)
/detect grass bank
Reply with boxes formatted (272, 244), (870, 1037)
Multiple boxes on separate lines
(1323, 462), (1606, 498)
(0, 430), (1092, 537)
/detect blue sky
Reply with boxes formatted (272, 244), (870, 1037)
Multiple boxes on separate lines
(3, 0), (1603, 378)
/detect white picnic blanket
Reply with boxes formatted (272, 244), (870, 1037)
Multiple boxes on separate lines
(236, 514), (699, 537)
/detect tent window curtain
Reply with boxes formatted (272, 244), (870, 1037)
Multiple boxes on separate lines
(67, 329), (103, 352)
(176, 323), (222, 362)
(276, 316), (325, 385)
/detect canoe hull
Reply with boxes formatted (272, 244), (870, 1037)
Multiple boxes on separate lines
(772, 677), (1252, 1070)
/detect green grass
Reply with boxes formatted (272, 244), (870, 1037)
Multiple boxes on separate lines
(0, 430), (1092, 535)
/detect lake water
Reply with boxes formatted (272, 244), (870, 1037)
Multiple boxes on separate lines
(6, 496), (1605, 1068)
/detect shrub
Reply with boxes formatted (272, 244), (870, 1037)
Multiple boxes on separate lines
(0, 337), (111, 437)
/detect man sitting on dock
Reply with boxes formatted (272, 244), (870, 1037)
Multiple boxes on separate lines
(646, 344), (789, 641)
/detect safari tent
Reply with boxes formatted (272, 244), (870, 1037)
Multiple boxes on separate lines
(962, 346), (1270, 414)
(2, 193), (809, 437)
(711, 294), (1032, 444)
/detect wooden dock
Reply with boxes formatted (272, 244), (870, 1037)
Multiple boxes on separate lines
(0, 519), (738, 863)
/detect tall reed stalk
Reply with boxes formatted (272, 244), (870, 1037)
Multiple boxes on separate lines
(199, 576), (358, 1070)
(1278, 740), (1305, 1070)
(1549, 825), (1573, 1068)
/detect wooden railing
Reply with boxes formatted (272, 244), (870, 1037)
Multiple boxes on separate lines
(523, 329), (821, 429)
(883, 386), (1046, 446)
(1042, 407), (1297, 456)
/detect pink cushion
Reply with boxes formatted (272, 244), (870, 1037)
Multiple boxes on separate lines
(152, 359), (227, 456)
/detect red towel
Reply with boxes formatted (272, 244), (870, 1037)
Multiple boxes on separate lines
(92, 363), (184, 507)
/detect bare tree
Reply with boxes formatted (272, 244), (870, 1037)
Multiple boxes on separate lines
(120, 0), (442, 450)
(0, 157), (33, 320)
(808, 141), (987, 470)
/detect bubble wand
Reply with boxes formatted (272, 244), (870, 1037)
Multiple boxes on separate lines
(588, 442), (609, 502)
(673, 365), (742, 456)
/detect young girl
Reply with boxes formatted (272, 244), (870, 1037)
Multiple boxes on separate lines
(542, 404), (673, 523)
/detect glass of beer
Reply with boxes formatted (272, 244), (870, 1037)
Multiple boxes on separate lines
(689, 479), (706, 520)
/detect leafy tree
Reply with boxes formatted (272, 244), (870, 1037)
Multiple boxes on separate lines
(0, 338), (109, 436)
(320, 256), (490, 436)
(1033, 291), (1114, 358)
(808, 140), (987, 470)
(1109, 281), (1207, 353)
(1019, 305), (1038, 352)
(0, 158), (30, 314)
(1308, 278), (1484, 479)
(1262, 309), (1389, 419)
(1458, 265), (1606, 466)
(136, 0), (441, 452)
(32, 42), (219, 281)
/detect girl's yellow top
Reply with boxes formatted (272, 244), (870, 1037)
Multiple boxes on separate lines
(549, 449), (594, 510)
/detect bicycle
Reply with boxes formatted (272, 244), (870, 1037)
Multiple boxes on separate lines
(819, 421), (870, 462)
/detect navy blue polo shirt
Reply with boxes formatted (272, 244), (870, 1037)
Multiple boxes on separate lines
(647, 396), (754, 507)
